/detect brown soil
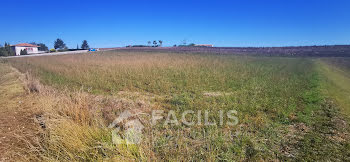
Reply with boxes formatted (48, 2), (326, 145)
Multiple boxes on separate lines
(0, 64), (41, 161)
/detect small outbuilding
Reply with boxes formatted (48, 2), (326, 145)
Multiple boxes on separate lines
(11, 43), (40, 56)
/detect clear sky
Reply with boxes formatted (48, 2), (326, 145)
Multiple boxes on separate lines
(1, 0), (349, 48)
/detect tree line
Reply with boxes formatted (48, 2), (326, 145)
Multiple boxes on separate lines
(128, 40), (163, 47)
(148, 40), (163, 47)
(53, 39), (89, 51)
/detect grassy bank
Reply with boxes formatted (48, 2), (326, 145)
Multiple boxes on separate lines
(317, 58), (350, 115)
(2, 51), (349, 160)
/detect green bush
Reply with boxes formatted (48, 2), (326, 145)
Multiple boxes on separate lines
(50, 49), (56, 53)
(0, 43), (15, 56)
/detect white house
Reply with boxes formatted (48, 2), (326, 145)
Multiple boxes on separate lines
(11, 43), (40, 56)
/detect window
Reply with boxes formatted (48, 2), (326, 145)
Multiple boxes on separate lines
(25, 48), (33, 52)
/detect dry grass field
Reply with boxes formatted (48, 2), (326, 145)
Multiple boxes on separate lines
(1, 51), (350, 161)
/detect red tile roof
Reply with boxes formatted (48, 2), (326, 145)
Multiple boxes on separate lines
(11, 43), (39, 47)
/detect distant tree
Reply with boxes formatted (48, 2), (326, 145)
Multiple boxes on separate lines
(20, 49), (28, 55)
(38, 43), (48, 51)
(147, 41), (151, 47)
(188, 43), (196, 46)
(54, 38), (66, 50)
(0, 45), (4, 56)
(158, 40), (163, 47)
(173, 44), (177, 47)
(153, 40), (157, 47)
(76, 44), (79, 49)
(30, 42), (48, 51)
(81, 40), (89, 49)
(0, 48), (5, 56)
(0, 42), (15, 56)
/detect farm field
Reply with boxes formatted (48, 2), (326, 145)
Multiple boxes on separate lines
(1, 51), (350, 161)
(317, 58), (350, 115)
(100, 45), (350, 57)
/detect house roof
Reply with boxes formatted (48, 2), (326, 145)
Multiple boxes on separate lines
(11, 43), (39, 47)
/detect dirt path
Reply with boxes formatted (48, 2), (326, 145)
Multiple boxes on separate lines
(0, 63), (40, 161)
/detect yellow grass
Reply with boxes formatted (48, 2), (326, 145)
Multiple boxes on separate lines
(317, 59), (350, 115)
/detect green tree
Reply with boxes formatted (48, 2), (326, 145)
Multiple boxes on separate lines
(31, 42), (48, 51)
(38, 43), (48, 51)
(153, 40), (157, 47)
(158, 40), (163, 47)
(81, 40), (89, 49)
(54, 38), (66, 50)
(0, 43), (3, 56)
(0, 42), (15, 56)
(0, 47), (4, 56)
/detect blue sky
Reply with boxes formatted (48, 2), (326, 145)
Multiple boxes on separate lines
(0, 0), (349, 48)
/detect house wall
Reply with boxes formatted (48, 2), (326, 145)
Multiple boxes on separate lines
(14, 47), (39, 55)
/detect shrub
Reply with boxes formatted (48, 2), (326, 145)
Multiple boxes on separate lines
(24, 72), (41, 93)
(58, 47), (69, 52)
(20, 49), (28, 55)
(50, 49), (56, 53)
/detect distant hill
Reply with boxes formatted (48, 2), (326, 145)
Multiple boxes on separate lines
(99, 45), (350, 57)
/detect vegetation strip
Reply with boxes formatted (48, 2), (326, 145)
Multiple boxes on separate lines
(1, 52), (350, 161)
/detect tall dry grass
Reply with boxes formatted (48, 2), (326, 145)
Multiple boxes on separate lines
(12, 73), (152, 161)
(5, 51), (349, 161)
